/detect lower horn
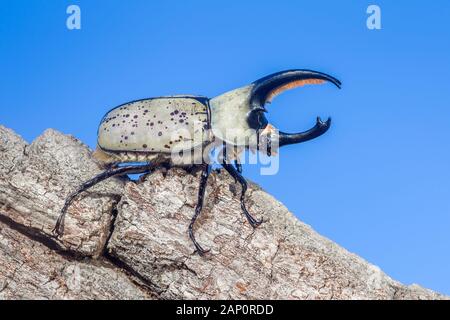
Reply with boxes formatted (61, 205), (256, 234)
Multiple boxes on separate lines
(278, 117), (331, 147)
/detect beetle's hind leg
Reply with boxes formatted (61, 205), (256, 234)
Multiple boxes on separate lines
(222, 163), (263, 228)
(53, 163), (155, 237)
(188, 163), (211, 255)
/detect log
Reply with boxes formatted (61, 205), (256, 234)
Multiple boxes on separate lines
(0, 126), (123, 257)
(0, 220), (153, 299)
(0, 125), (446, 299)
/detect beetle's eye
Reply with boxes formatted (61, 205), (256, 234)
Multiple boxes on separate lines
(247, 109), (268, 131)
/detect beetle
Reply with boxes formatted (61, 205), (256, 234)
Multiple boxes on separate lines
(53, 69), (341, 255)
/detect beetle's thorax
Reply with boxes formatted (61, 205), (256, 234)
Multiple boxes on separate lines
(209, 85), (259, 148)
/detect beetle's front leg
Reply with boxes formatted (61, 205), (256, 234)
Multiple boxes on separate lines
(188, 163), (211, 255)
(221, 162), (263, 228)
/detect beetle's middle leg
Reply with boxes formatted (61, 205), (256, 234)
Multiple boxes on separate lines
(188, 163), (211, 255)
(53, 163), (155, 237)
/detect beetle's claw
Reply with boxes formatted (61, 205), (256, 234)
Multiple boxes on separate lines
(52, 226), (63, 238)
(189, 226), (210, 256)
(194, 246), (211, 256)
(52, 216), (65, 238)
(248, 216), (264, 228)
(316, 116), (331, 128)
(242, 207), (263, 228)
(192, 240), (210, 256)
(255, 217), (264, 227)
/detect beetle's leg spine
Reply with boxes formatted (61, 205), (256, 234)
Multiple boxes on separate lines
(53, 163), (155, 237)
(188, 163), (211, 255)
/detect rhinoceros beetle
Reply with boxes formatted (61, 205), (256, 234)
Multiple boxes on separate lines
(53, 69), (341, 255)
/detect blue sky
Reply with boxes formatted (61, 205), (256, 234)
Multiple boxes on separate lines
(1, 1), (449, 295)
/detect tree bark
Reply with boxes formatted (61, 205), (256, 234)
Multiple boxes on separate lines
(0, 125), (446, 299)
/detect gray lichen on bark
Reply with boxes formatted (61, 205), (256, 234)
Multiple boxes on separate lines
(0, 125), (446, 299)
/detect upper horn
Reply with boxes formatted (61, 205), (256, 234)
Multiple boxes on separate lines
(250, 69), (341, 107)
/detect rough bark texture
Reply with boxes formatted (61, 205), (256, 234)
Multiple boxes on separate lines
(0, 221), (152, 299)
(0, 125), (446, 300)
(0, 126), (123, 257)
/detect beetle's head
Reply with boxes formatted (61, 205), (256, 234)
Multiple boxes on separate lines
(209, 69), (341, 156)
